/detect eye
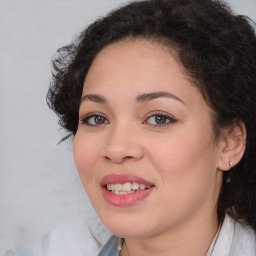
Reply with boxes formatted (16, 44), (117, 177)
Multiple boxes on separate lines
(81, 114), (109, 126)
(145, 113), (176, 127)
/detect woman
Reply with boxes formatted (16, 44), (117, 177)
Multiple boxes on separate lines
(47, 0), (256, 255)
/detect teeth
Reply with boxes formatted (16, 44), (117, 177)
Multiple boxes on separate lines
(140, 184), (146, 190)
(106, 182), (152, 194)
(114, 183), (122, 191)
(132, 182), (139, 190)
(123, 182), (132, 192)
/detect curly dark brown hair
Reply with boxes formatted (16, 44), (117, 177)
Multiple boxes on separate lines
(47, 0), (256, 230)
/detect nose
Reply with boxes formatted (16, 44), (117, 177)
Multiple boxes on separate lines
(103, 124), (144, 164)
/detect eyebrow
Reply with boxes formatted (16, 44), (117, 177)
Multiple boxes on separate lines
(136, 91), (185, 104)
(80, 94), (108, 104)
(80, 91), (185, 105)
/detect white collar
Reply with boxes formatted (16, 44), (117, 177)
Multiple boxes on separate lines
(206, 214), (256, 256)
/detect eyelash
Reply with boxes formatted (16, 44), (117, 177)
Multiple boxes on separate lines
(80, 113), (109, 126)
(80, 112), (176, 127)
(143, 111), (176, 128)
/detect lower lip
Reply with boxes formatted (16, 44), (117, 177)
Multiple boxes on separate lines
(102, 187), (154, 207)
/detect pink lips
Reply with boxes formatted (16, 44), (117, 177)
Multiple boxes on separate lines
(101, 174), (153, 187)
(101, 174), (154, 207)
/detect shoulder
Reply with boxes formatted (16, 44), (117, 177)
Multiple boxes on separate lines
(231, 217), (256, 255)
(210, 214), (256, 256)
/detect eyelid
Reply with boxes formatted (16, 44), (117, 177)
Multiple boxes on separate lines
(143, 111), (177, 127)
(80, 112), (110, 126)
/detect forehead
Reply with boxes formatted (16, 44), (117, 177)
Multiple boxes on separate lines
(82, 39), (205, 107)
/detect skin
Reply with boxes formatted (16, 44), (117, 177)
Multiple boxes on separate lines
(73, 39), (237, 255)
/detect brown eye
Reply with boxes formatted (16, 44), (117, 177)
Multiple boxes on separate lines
(155, 115), (167, 124)
(146, 114), (175, 126)
(81, 114), (109, 125)
(94, 115), (105, 124)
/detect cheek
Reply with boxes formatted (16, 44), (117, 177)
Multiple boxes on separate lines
(147, 135), (218, 225)
(73, 132), (101, 186)
(150, 136), (206, 173)
(149, 131), (217, 194)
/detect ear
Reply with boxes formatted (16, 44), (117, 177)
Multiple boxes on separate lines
(217, 121), (246, 171)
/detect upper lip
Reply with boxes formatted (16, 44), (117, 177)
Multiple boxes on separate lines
(101, 174), (154, 187)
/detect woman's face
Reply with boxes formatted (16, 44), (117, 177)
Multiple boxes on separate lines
(73, 39), (223, 238)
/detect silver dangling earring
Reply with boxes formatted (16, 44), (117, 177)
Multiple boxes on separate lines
(225, 161), (233, 183)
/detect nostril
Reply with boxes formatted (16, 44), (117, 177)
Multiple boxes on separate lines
(104, 156), (111, 161)
(124, 156), (133, 160)
(103, 155), (133, 163)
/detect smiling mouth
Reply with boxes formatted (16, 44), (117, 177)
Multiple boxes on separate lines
(106, 182), (153, 195)
(101, 174), (155, 206)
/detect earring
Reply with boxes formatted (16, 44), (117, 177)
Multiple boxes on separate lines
(229, 161), (233, 168)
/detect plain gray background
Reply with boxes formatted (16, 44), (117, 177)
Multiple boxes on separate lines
(0, 0), (255, 255)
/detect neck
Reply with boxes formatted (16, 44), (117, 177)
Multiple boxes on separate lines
(121, 209), (219, 256)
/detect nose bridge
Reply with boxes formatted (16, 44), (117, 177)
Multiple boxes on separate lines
(103, 120), (143, 163)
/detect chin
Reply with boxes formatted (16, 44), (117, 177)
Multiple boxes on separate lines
(109, 226), (153, 238)
(100, 213), (156, 238)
